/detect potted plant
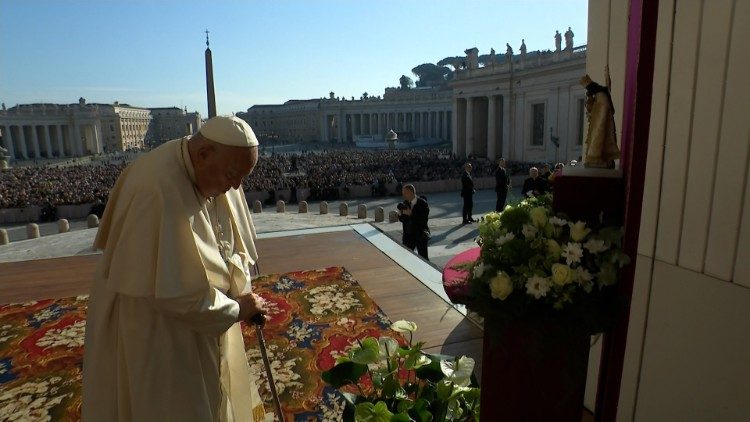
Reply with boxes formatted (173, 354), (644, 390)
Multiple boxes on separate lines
(462, 193), (629, 420)
(321, 320), (480, 421)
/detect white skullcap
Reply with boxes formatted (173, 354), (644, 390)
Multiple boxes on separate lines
(199, 116), (259, 147)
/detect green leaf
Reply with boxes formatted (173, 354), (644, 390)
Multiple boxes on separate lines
(396, 398), (413, 414)
(381, 375), (406, 400)
(410, 399), (433, 422)
(351, 337), (381, 364)
(390, 413), (411, 422)
(355, 401), (394, 422)
(436, 379), (454, 401)
(321, 361), (368, 388)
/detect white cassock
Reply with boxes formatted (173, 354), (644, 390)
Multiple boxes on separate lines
(82, 138), (266, 421)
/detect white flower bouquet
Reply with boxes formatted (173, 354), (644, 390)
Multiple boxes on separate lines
(465, 194), (629, 333)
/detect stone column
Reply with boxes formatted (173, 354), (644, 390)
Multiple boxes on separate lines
(43, 125), (53, 158)
(452, 99), (460, 154)
(337, 113), (345, 141)
(502, 95), (511, 159)
(56, 125), (65, 157)
(402, 112), (407, 132)
(428, 111), (433, 139)
(466, 98), (474, 156)
(30, 125), (40, 158)
(443, 111), (449, 140)
(74, 124), (83, 156)
(2, 126), (14, 160)
(18, 125), (29, 159)
(487, 96), (497, 159)
(412, 112), (418, 137)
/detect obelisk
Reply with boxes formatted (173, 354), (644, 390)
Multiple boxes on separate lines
(205, 30), (217, 118)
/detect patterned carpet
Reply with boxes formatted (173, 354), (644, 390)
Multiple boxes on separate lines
(0, 267), (404, 421)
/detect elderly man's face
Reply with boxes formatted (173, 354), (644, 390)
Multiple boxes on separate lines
(530, 168), (539, 178)
(402, 187), (415, 201)
(195, 144), (258, 198)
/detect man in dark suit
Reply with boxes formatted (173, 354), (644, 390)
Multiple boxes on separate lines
(461, 162), (475, 224)
(522, 167), (549, 197)
(397, 184), (430, 260)
(494, 158), (510, 212)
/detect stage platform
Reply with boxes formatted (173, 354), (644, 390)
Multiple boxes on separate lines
(0, 223), (485, 379)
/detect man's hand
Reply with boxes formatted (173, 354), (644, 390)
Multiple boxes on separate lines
(236, 293), (268, 324)
(402, 208), (412, 216)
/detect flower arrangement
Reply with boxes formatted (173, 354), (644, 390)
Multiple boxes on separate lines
(464, 194), (629, 334)
(321, 320), (480, 421)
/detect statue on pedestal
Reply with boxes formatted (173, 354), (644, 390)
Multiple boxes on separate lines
(505, 43), (513, 64)
(555, 30), (562, 52)
(565, 27), (574, 50)
(580, 73), (620, 168)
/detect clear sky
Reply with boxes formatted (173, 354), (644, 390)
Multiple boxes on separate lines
(1, 0), (588, 117)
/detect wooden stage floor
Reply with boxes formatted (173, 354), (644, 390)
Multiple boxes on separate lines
(0, 227), (485, 379)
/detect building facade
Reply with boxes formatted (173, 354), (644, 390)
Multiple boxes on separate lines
(236, 34), (586, 164)
(148, 107), (202, 146)
(0, 99), (202, 161)
(450, 42), (587, 163)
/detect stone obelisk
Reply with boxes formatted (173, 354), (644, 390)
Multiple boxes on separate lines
(205, 30), (217, 118)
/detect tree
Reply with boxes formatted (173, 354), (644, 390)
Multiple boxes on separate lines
(399, 75), (414, 90)
(411, 63), (451, 87)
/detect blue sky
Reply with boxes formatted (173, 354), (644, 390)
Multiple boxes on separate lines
(1, 0), (588, 116)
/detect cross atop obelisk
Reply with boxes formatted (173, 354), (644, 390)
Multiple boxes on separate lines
(204, 29), (217, 118)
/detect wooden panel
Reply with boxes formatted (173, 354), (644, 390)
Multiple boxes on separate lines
(608, 0), (629, 144)
(734, 160), (750, 287)
(705, 1), (750, 281)
(638, 0), (677, 257)
(678, 0), (735, 272)
(0, 255), (98, 303)
(0, 230), (484, 359)
(586, 0), (611, 82)
(654, 0), (703, 264)
(634, 260), (750, 421)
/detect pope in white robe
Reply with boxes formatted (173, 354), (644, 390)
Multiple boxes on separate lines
(83, 116), (268, 421)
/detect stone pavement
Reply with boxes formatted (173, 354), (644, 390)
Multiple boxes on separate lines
(0, 188), (522, 267)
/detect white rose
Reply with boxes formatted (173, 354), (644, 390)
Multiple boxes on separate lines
(551, 263), (574, 286)
(489, 271), (514, 300)
(584, 238), (608, 254)
(529, 206), (548, 228)
(569, 221), (591, 242)
(522, 224), (538, 238)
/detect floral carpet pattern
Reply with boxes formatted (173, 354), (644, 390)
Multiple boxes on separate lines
(0, 267), (403, 421)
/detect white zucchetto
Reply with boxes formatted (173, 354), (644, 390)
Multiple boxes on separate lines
(199, 116), (259, 147)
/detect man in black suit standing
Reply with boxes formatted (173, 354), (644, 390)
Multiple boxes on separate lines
(494, 158), (510, 212)
(461, 162), (476, 224)
(397, 184), (430, 260)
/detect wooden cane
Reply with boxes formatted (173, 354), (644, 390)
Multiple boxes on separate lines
(251, 313), (284, 422)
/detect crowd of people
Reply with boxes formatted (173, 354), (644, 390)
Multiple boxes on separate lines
(0, 146), (558, 209)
